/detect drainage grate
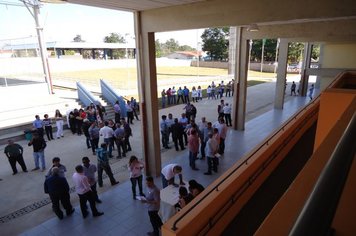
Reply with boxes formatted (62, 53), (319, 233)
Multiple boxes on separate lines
(0, 160), (128, 223)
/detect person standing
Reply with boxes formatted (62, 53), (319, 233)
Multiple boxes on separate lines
(204, 133), (219, 175)
(128, 155), (145, 199)
(217, 99), (225, 121)
(88, 122), (100, 155)
(223, 103), (232, 127)
(177, 87), (184, 104)
(96, 143), (119, 187)
(183, 86), (190, 103)
(291, 81), (297, 96)
(171, 86), (177, 104)
(198, 117), (208, 159)
(54, 109), (64, 139)
(160, 115), (170, 149)
(309, 84), (315, 100)
(82, 157), (101, 203)
(179, 113), (188, 145)
(99, 121), (114, 158)
(114, 100), (121, 124)
(82, 119), (92, 149)
(121, 118), (133, 152)
(161, 89), (166, 108)
(141, 176), (163, 236)
(46, 157), (67, 178)
(4, 140), (28, 175)
(215, 118), (228, 154)
(72, 165), (104, 218)
(113, 123), (127, 158)
(161, 164), (185, 188)
(44, 167), (75, 219)
(43, 114), (54, 141)
(28, 133), (46, 171)
(33, 115), (44, 137)
(188, 129), (199, 170)
(171, 118), (185, 151)
(126, 101), (134, 124)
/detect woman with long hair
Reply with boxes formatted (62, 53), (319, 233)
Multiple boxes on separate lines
(54, 109), (64, 139)
(128, 155), (145, 199)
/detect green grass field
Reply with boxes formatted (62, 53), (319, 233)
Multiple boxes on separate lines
(52, 66), (276, 84)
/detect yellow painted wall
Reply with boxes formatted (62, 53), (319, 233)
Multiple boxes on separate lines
(322, 43), (356, 68)
(314, 90), (356, 151)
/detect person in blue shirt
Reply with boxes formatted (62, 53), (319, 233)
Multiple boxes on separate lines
(96, 143), (119, 187)
(183, 86), (190, 103)
(33, 115), (44, 137)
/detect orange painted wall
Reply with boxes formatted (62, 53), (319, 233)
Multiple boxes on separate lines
(314, 90), (355, 151)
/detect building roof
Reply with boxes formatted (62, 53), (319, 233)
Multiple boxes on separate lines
(2, 41), (135, 50)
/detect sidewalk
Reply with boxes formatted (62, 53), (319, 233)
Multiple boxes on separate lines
(0, 82), (312, 235)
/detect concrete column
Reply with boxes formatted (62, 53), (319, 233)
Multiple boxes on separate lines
(274, 38), (289, 109)
(232, 27), (248, 131)
(134, 12), (161, 177)
(300, 43), (312, 96)
(314, 43), (323, 89)
(228, 27), (237, 75)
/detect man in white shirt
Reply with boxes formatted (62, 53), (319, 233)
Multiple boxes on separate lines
(161, 164), (185, 188)
(99, 121), (114, 158)
(72, 165), (104, 218)
(223, 103), (232, 126)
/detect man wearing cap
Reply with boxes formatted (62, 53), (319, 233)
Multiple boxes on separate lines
(4, 140), (28, 175)
(44, 167), (75, 219)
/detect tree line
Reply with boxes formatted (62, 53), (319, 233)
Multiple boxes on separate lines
(71, 30), (319, 63)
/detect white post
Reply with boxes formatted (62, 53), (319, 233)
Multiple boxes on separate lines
(33, 2), (53, 94)
(274, 38), (280, 73)
(248, 39), (253, 71)
(261, 38), (265, 75)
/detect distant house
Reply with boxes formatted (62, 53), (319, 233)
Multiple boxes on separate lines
(167, 51), (203, 60)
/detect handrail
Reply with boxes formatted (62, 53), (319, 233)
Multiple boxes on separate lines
(100, 79), (127, 117)
(171, 95), (320, 232)
(289, 112), (356, 236)
(76, 82), (99, 107)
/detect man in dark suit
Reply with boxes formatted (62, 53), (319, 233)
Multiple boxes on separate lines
(44, 167), (75, 219)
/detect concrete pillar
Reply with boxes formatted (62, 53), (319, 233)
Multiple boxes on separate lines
(134, 12), (162, 177)
(232, 27), (248, 131)
(228, 27), (237, 75)
(274, 38), (289, 109)
(314, 43), (323, 89)
(299, 43), (312, 96)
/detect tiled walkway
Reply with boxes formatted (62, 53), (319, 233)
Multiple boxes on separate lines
(19, 96), (311, 236)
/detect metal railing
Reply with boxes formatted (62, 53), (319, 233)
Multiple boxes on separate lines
(289, 112), (356, 236)
(100, 79), (127, 117)
(76, 82), (99, 107)
(171, 96), (320, 233)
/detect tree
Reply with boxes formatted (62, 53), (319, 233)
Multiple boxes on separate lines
(103, 33), (126, 59)
(73, 34), (85, 42)
(288, 42), (304, 63)
(103, 33), (126, 43)
(250, 39), (278, 62)
(155, 39), (163, 57)
(201, 27), (229, 61)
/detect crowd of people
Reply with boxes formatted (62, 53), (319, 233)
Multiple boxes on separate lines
(3, 79), (237, 235)
(160, 79), (235, 108)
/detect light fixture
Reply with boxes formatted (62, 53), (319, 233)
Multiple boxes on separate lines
(247, 24), (259, 32)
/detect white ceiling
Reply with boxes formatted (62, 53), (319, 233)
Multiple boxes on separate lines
(66, 0), (205, 12)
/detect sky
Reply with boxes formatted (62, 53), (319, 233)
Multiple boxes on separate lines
(0, 1), (203, 48)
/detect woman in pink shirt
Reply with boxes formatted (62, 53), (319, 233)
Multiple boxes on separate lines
(128, 155), (145, 199)
(188, 129), (200, 170)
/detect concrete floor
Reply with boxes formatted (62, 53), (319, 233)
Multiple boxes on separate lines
(0, 82), (314, 235)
